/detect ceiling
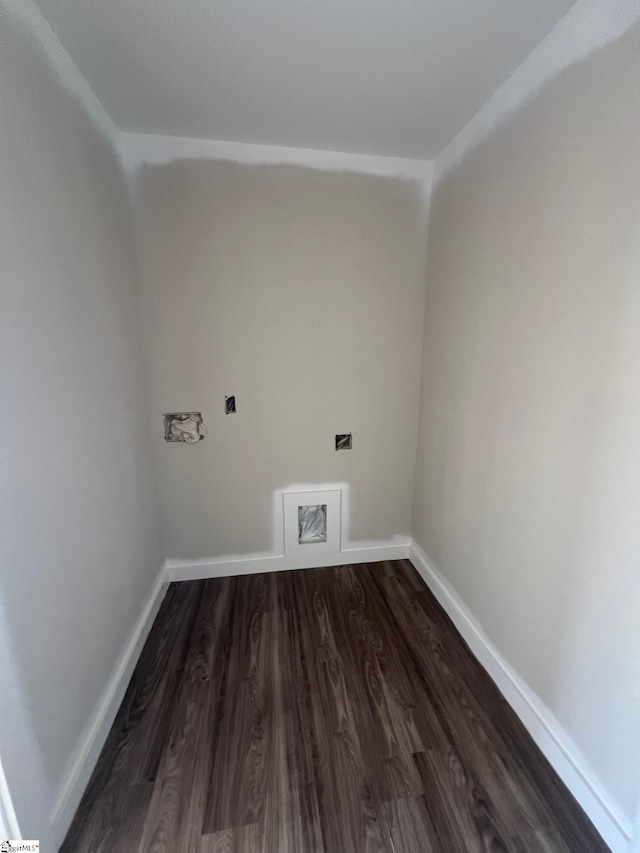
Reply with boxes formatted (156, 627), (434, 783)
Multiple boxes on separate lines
(35, 0), (576, 159)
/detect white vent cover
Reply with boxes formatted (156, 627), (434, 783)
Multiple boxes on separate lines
(283, 489), (341, 563)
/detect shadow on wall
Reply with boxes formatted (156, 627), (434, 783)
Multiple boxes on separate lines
(414, 20), (640, 825)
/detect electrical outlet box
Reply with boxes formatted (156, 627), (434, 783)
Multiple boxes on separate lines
(164, 412), (206, 443)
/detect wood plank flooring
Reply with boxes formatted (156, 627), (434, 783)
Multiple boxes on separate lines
(61, 560), (610, 852)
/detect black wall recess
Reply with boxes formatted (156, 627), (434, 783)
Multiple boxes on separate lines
(335, 434), (352, 450)
(225, 395), (236, 414)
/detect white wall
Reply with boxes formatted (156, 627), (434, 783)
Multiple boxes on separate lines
(413, 0), (640, 845)
(0, 0), (163, 845)
(127, 148), (429, 562)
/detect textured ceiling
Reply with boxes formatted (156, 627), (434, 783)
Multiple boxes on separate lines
(35, 0), (576, 159)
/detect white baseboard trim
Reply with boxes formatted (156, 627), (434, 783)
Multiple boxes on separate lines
(50, 564), (170, 846)
(409, 541), (631, 853)
(167, 541), (410, 582)
(0, 757), (20, 840)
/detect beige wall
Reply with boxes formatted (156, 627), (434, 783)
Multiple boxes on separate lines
(413, 21), (640, 826)
(0, 1), (163, 844)
(131, 160), (428, 561)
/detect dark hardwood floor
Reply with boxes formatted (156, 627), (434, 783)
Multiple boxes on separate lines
(61, 560), (609, 852)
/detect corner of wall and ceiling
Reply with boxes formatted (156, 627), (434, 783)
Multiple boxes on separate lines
(432, 0), (640, 188)
(2, 0), (118, 146)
